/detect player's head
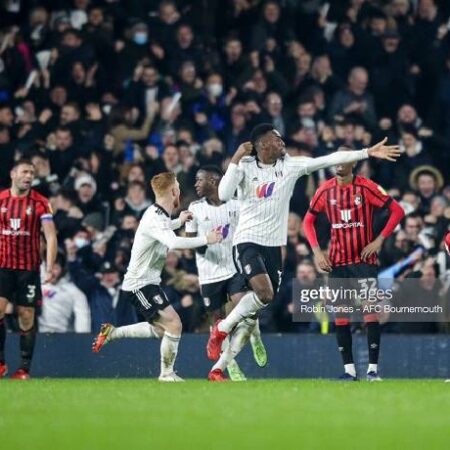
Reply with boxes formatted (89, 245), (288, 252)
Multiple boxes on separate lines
(151, 172), (180, 209)
(10, 159), (35, 193)
(195, 165), (223, 198)
(335, 146), (357, 177)
(250, 123), (285, 163)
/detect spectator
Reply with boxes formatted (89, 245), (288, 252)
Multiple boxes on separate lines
(39, 254), (91, 333)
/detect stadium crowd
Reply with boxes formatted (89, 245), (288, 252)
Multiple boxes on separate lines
(0, 0), (449, 334)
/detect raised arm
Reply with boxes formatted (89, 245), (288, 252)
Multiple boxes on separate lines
(218, 142), (252, 200)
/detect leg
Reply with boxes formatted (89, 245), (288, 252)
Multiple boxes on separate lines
(335, 316), (355, 378)
(364, 313), (381, 377)
(110, 322), (164, 340)
(0, 297), (7, 371)
(230, 290), (267, 368)
(207, 245), (280, 361)
(154, 305), (183, 380)
(17, 306), (36, 372)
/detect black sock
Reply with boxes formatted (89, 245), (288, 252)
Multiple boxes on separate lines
(335, 324), (353, 365)
(0, 317), (5, 364)
(367, 321), (380, 365)
(20, 326), (36, 372)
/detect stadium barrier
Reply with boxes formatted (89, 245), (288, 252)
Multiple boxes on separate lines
(4, 334), (450, 378)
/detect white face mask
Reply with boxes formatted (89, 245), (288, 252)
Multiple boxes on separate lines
(207, 83), (223, 97)
(133, 32), (148, 45)
(74, 237), (89, 249)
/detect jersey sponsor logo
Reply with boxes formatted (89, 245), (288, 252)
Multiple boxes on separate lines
(214, 224), (230, 239)
(10, 218), (21, 230)
(332, 209), (363, 229)
(340, 209), (351, 222)
(2, 218), (31, 236)
(256, 182), (275, 199)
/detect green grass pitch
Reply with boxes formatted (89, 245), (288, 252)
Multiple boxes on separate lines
(1, 379), (450, 450)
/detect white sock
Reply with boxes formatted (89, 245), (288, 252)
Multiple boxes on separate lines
(160, 332), (181, 376)
(344, 363), (356, 377)
(213, 318), (254, 372)
(367, 364), (378, 374)
(222, 335), (240, 371)
(218, 292), (265, 334)
(250, 318), (261, 342)
(109, 322), (161, 340)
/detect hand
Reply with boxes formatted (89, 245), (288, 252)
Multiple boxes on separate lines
(151, 44), (165, 59)
(38, 108), (53, 124)
(361, 236), (384, 261)
(367, 137), (401, 161)
(114, 40), (125, 52)
(67, 206), (84, 219)
(86, 103), (102, 121)
(206, 229), (223, 245)
(313, 249), (332, 273)
(146, 100), (159, 117)
(43, 270), (54, 284)
(133, 63), (144, 81)
(181, 294), (194, 308)
(179, 210), (193, 225)
(231, 141), (253, 164)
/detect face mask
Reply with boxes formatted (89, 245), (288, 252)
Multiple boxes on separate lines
(74, 237), (89, 249)
(207, 83), (223, 97)
(133, 32), (148, 45)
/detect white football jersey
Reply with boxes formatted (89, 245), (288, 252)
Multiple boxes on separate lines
(122, 204), (207, 291)
(186, 198), (239, 284)
(219, 150), (368, 247)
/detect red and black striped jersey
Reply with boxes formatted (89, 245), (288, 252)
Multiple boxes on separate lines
(0, 189), (53, 271)
(308, 176), (392, 267)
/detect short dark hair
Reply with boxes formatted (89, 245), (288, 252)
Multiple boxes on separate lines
(198, 165), (223, 178)
(250, 123), (276, 146)
(12, 158), (34, 170)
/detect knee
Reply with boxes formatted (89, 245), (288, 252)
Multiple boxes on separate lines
(166, 315), (182, 336)
(18, 308), (35, 330)
(254, 285), (274, 304)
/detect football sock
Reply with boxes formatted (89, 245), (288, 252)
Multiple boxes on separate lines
(19, 326), (36, 372)
(367, 364), (378, 374)
(0, 317), (6, 364)
(336, 323), (353, 370)
(344, 363), (356, 377)
(218, 292), (265, 334)
(213, 318), (254, 372)
(221, 336), (239, 371)
(110, 322), (161, 340)
(367, 321), (381, 365)
(250, 318), (261, 341)
(160, 332), (180, 376)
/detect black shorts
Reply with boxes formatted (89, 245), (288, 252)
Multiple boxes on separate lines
(233, 243), (283, 293)
(120, 284), (171, 323)
(0, 268), (42, 307)
(200, 273), (248, 311)
(329, 263), (378, 316)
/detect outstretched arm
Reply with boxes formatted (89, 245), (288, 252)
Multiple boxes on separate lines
(291, 137), (400, 177)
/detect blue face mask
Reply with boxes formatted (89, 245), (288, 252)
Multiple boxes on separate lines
(133, 32), (148, 45)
